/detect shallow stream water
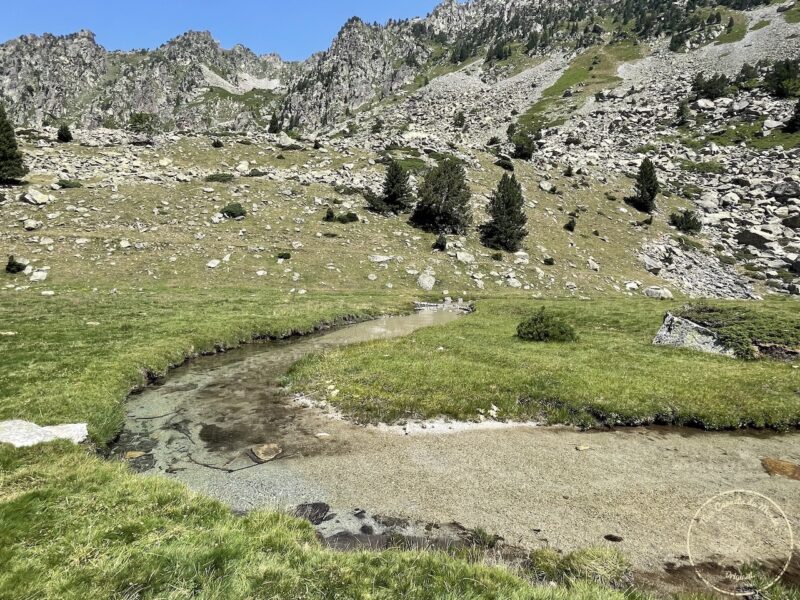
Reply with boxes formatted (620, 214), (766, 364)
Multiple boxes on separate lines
(112, 310), (800, 593)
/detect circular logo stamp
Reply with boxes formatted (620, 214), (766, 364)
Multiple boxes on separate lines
(687, 490), (794, 596)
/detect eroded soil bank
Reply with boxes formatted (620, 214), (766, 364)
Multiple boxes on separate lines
(113, 311), (800, 595)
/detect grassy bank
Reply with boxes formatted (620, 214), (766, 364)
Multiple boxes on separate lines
(0, 442), (633, 600)
(289, 298), (800, 429)
(0, 287), (411, 444)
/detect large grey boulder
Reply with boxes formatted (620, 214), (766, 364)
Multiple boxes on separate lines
(771, 181), (800, 203)
(644, 286), (673, 300)
(20, 188), (53, 206)
(653, 313), (735, 357)
(417, 273), (436, 291)
(276, 132), (305, 151)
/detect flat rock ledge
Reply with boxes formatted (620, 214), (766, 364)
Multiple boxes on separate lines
(653, 313), (736, 358)
(0, 420), (89, 448)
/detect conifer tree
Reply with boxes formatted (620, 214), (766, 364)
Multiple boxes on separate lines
(784, 100), (800, 134)
(268, 113), (281, 134)
(410, 159), (472, 234)
(0, 104), (28, 183)
(381, 159), (412, 213)
(632, 158), (659, 213)
(57, 124), (73, 143)
(480, 173), (528, 252)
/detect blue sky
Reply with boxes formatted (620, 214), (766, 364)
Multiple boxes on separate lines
(2, 0), (445, 61)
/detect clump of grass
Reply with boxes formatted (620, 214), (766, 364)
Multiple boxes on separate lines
(675, 304), (800, 360)
(56, 179), (82, 189)
(205, 173), (234, 183)
(679, 159), (726, 175)
(517, 308), (578, 343)
(527, 548), (631, 588)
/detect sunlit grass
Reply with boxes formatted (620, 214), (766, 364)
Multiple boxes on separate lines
(290, 298), (800, 429)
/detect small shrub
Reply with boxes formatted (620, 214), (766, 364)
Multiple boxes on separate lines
(511, 132), (535, 160)
(692, 73), (733, 100)
(517, 309), (577, 343)
(128, 112), (158, 134)
(221, 202), (246, 219)
(277, 252), (291, 260)
(211, 139), (224, 148)
(246, 169), (268, 177)
(669, 210), (702, 234)
(56, 124), (73, 143)
(205, 173), (234, 183)
(453, 111), (466, 128)
(5, 255), (25, 274)
(491, 252), (503, 261)
(764, 58), (800, 98)
(487, 136), (501, 146)
(57, 179), (82, 189)
(335, 212), (359, 224)
(495, 157), (514, 172)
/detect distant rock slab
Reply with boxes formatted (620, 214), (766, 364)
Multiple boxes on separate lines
(0, 420), (89, 448)
(653, 313), (735, 358)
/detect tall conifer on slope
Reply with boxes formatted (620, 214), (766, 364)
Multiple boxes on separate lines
(0, 104), (28, 183)
(480, 173), (528, 252)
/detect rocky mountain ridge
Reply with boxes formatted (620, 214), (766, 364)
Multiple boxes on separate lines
(1, 0), (617, 132)
(0, 29), (298, 131)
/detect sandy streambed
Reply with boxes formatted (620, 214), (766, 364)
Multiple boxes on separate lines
(112, 311), (800, 594)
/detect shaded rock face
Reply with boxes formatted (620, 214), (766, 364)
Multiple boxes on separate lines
(653, 313), (736, 358)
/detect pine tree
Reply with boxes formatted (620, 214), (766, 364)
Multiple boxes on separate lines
(0, 104), (28, 183)
(784, 100), (800, 134)
(632, 158), (659, 213)
(480, 173), (528, 252)
(410, 159), (472, 234)
(57, 124), (73, 143)
(268, 113), (281, 134)
(382, 159), (412, 213)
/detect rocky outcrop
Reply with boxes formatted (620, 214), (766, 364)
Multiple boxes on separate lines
(653, 313), (736, 357)
(0, 30), (297, 130)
